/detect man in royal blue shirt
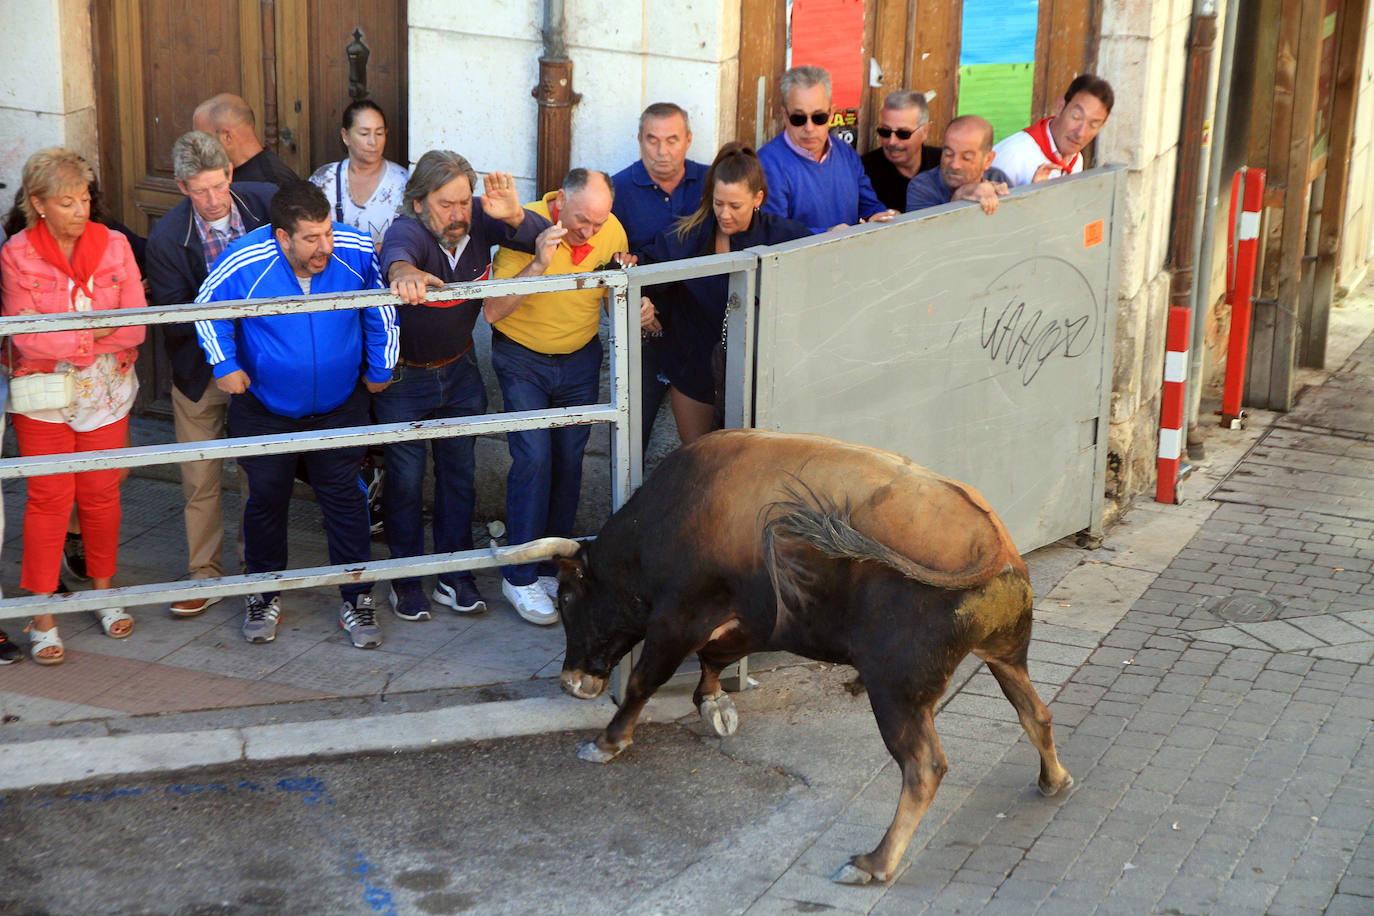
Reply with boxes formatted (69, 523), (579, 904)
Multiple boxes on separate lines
(611, 103), (708, 451)
(196, 180), (399, 650)
(758, 66), (898, 234)
(376, 151), (550, 622)
(906, 116), (1010, 216)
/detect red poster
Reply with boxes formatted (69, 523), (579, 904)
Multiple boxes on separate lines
(790, 0), (866, 110)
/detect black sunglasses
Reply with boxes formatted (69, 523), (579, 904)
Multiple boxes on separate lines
(788, 111), (830, 127)
(876, 126), (917, 140)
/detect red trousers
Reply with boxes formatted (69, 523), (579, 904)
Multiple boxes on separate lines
(11, 413), (127, 594)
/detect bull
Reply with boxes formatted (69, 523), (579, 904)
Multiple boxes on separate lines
(545, 429), (1073, 884)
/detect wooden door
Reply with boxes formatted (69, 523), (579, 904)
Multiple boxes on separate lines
(94, 0), (407, 410)
(96, 0), (408, 232)
(297, 2), (409, 175)
(97, 0), (270, 235)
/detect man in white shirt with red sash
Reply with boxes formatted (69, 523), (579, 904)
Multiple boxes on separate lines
(993, 75), (1114, 187)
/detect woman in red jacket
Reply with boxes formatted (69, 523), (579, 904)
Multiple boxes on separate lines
(1, 148), (147, 664)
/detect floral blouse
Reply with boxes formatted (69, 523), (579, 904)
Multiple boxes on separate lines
(21, 284), (139, 432)
(309, 159), (409, 248)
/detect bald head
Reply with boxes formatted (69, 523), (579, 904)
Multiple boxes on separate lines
(192, 93), (264, 167)
(556, 169), (615, 248)
(945, 116), (994, 152)
(940, 116), (997, 190)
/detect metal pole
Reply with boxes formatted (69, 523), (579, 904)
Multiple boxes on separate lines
(1186, 0), (1242, 432)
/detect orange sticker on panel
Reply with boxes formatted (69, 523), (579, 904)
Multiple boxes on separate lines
(1084, 219), (1104, 248)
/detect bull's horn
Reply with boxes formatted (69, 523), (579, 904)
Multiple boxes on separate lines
(491, 536), (583, 565)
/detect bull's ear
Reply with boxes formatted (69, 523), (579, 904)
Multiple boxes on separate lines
(555, 555), (586, 580)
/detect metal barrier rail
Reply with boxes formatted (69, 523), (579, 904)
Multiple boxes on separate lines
(0, 253), (758, 625)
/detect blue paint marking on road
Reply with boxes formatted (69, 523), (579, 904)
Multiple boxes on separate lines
(2, 771), (398, 914)
(54, 786), (147, 805)
(275, 775), (334, 805)
(351, 851), (397, 913)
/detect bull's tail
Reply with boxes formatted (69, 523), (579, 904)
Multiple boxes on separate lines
(761, 483), (1000, 615)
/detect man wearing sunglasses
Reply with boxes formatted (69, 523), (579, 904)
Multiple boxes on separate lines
(861, 90), (941, 212)
(758, 66), (897, 235)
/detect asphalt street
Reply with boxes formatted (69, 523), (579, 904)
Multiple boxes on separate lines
(0, 665), (881, 915)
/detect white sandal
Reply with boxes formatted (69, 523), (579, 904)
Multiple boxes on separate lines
(27, 623), (65, 665)
(94, 606), (134, 639)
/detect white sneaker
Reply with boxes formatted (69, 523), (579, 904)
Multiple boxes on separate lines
(537, 575), (560, 602)
(501, 579), (558, 626)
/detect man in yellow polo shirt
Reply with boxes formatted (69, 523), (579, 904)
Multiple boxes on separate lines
(484, 169), (628, 625)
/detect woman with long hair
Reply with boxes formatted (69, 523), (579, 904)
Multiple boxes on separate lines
(637, 143), (811, 443)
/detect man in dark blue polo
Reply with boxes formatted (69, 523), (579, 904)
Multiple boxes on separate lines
(906, 115), (1010, 216)
(375, 151), (551, 622)
(611, 103), (707, 450)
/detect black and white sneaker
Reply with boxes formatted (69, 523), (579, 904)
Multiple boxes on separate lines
(433, 578), (487, 614)
(340, 594), (383, 649)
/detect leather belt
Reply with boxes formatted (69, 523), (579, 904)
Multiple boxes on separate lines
(399, 342), (471, 370)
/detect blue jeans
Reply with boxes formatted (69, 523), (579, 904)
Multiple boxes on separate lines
(491, 333), (601, 585)
(371, 351), (487, 589)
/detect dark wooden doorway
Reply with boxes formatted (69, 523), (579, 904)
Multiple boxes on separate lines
(92, 0), (408, 412)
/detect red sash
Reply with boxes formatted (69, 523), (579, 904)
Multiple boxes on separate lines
(549, 202), (594, 265)
(1023, 117), (1078, 174)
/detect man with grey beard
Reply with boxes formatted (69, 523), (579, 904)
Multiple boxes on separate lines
(374, 151), (551, 622)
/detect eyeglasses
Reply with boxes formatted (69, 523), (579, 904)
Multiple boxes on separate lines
(788, 111), (830, 127)
(876, 127), (918, 140)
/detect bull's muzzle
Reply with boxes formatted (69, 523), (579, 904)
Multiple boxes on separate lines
(561, 668), (607, 700)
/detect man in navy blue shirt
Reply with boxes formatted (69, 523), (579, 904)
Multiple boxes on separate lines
(611, 103), (708, 450)
(376, 151), (551, 622)
(906, 115), (1010, 215)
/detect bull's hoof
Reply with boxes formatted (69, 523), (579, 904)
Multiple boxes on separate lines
(577, 740), (624, 764)
(1039, 771), (1075, 798)
(698, 693), (739, 737)
(830, 862), (875, 885)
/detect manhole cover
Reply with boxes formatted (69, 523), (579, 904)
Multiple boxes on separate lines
(1203, 594), (1282, 623)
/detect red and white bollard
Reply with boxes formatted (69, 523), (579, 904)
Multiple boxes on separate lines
(1221, 167), (1265, 428)
(1156, 305), (1192, 504)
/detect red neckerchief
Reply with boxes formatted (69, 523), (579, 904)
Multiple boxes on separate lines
(1024, 117), (1078, 173)
(29, 218), (110, 305)
(548, 202), (594, 265)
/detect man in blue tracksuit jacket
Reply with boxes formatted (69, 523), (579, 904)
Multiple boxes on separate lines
(195, 180), (399, 650)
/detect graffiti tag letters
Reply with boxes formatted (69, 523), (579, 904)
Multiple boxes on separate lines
(978, 257), (1099, 386)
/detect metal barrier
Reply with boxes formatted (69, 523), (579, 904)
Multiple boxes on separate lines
(0, 172), (1119, 627)
(0, 270), (646, 622)
(733, 166), (1124, 552)
(0, 256), (760, 629)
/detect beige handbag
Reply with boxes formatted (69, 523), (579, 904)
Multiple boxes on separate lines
(5, 338), (75, 412)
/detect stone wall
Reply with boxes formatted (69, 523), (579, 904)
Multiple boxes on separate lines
(1095, 0), (1194, 510)
(406, 0), (740, 201)
(0, 0), (96, 207)
(1339, 4), (1374, 293)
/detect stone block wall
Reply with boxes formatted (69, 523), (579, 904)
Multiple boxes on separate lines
(1095, 0), (1195, 510)
(407, 0), (740, 202)
(1339, 4), (1374, 292)
(0, 0), (96, 207)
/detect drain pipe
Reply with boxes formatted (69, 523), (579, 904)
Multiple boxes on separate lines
(1164, 1), (1218, 459)
(1185, 0), (1240, 445)
(532, 0), (581, 196)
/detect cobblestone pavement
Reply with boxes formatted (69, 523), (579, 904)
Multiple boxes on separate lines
(736, 336), (1374, 914)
